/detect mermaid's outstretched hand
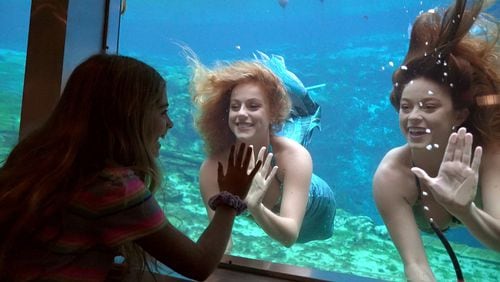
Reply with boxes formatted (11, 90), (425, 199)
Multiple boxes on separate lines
(411, 127), (483, 217)
(245, 146), (278, 210)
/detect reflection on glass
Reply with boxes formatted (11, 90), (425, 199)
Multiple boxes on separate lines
(119, 0), (500, 281)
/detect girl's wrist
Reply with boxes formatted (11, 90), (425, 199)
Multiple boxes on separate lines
(209, 191), (247, 215)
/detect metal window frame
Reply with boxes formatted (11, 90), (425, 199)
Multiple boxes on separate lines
(20, 0), (121, 139)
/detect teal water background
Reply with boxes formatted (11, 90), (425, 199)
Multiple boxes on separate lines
(1, 0), (499, 280)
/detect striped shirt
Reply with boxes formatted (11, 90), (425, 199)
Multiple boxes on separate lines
(6, 166), (167, 281)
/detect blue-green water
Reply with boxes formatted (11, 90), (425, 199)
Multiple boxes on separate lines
(1, 0), (499, 280)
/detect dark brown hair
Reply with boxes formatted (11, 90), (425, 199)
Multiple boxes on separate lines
(0, 54), (166, 273)
(390, 0), (500, 147)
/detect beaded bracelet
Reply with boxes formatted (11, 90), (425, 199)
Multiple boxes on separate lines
(208, 191), (247, 215)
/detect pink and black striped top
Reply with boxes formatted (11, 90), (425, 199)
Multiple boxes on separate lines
(6, 166), (167, 281)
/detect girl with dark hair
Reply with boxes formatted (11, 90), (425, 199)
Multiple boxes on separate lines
(0, 54), (262, 281)
(373, 0), (499, 280)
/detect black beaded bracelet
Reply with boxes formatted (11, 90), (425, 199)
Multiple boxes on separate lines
(208, 191), (247, 215)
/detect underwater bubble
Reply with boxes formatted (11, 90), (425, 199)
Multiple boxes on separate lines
(409, 80), (414, 84)
(425, 41), (429, 45)
(436, 60), (441, 64)
(443, 72), (448, 77)
(425, 128), (431, 133)
(426, 144), (433, 150)
(381, 66), (385, 70)
(423, 191), (429, 196)
(443, 61), (447, 66)
(424, 52), (428, 57)
(428, 8), (436, 13)
(427, 90), (434, 95)
(424, 206), (429, 211)
(429, 217), (434, 222)
(450, 83), (454, 88)
(458, 14), (461, 19)
(419, 102), (424, 107)
(433, 144), (439, 148)
(389, 61), (394, 67)
(453, 19), (456, 24)
(401, 65), (408, 70)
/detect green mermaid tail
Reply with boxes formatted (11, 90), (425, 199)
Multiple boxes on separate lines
(254, 51), (321, 148)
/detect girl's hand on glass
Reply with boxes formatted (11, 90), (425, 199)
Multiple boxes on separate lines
(411, 127), (482, 216)
(245, 146), (278, 210)
(217, 143), (261, 200)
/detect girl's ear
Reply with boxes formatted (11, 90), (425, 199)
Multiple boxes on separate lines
(455, 108), (470, 125)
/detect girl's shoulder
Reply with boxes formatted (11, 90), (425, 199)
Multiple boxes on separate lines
(100, 166), (136, 182)
(379, 145), (409, 167)
(271, 136), (312, 171)
(72, 166), (147, 216)
(373, 146), (419, 205)
(271, 136), (309, 155)
(374, 145), (412, 188)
